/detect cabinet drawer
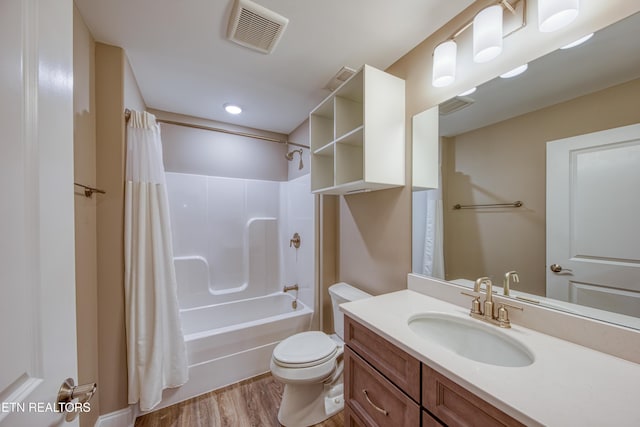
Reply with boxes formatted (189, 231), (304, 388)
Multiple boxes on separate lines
(345, 346), (420, 427)
(345, 315), (420, 402)
(423, 365), (526, 427)
(422, 410), (445, 427)
(345, 403), (368, 427)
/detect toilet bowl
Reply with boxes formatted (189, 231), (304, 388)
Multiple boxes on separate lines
(270, 282), (371, 427)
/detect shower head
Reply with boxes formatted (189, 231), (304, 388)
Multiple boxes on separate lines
(285, 149), (304, 170)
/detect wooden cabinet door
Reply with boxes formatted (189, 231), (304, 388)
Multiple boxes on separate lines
(423, 365), (526, 427)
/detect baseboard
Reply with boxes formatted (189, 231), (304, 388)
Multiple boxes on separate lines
(94, 406), (136, 427)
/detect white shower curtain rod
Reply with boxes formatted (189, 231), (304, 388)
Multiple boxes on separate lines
(124, 109), (309, 149)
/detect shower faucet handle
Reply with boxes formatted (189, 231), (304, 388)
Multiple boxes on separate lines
(290, 232), (301, 249)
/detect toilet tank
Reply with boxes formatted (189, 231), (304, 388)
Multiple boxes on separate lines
(328, 282), (371, 339)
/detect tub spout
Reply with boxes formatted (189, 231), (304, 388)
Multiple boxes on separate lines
(283, 284), (299, 293)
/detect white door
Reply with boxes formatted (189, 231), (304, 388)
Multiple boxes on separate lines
(546, 123), (640, 317)
(1, 1), (79, 426)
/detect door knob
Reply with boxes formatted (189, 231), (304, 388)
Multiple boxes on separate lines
(57, 378), (97, 422)
(550, 264), (572, 273)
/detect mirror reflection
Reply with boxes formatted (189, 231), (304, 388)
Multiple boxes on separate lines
(412, 12), (640, 329)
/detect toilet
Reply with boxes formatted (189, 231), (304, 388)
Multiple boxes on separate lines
(270, 282), (371, 426)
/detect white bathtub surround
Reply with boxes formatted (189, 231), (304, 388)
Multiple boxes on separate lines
(279, 174), (315, 310)
(159, 172), (315, 409)
(125, 110), (188, 411)
(144, 292), (312, 412)
(340, 289), (640, 426)
(166, 173), (315, 310)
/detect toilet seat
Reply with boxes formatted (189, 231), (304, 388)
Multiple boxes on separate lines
(271, 332), (342, 384)
(273, 331), (337, 367)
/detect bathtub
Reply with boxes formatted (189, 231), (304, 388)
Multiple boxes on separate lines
(151, 292), (313, 411)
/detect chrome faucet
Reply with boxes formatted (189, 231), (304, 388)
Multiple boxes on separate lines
(462, 276), (523, 328)
(503, 271), (519, 296)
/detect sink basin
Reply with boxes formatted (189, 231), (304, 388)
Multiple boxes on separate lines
(408, 313), (534, 367)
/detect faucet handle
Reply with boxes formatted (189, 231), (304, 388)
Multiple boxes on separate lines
(497, 302), (523, 328)
(461, 292), (482, 315)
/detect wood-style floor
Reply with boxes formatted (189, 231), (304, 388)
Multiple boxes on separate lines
(134, 374), (343, 427)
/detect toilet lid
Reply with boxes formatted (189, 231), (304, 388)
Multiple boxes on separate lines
(273, 331), (337, 365)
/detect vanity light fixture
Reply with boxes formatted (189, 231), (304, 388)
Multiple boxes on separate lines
(224, 103), (242, 115)
(561, 32), (593, 49)
(432, 40), (457, 87)
(431, 0), (524, 88)
(538, 0), (579, 33)
(500, 63), (528, 78)
(473, 5), (504, 63)
(458, 87), (477, 96)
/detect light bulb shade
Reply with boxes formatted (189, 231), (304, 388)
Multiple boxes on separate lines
(432, 40), (457, 87)
(473, 5), (503, 63)
(538, 0), (579, 33)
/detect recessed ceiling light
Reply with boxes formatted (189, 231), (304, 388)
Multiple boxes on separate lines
(224, 103), (242, 114)
(561, 33), (594, 49)
(500, 64), (528, 79)
(458, 87), (477, 96)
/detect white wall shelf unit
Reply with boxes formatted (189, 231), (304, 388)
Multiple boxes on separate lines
(309, 65), (405, 194)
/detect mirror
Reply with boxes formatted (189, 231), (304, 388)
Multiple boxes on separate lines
(412, 12), (640, 330)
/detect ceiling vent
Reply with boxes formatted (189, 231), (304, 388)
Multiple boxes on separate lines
(227, 0), (289, 54)
(439, 96), (475, 115)
(324, 66), (357, 91)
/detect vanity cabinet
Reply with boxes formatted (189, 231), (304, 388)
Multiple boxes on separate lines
(344, 315), (525, 427)
(423, 365), (526, 427)
(309, 64), (405, 195)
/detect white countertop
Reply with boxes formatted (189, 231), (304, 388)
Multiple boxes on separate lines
(340, 290), (640, 427)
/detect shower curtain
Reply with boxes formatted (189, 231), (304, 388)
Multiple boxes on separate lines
(124, 110), (188, 411)
(420, 140), (444, 279)
(422, 189), (444, 278)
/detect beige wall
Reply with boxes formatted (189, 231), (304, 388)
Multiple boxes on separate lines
(151, 109), (288, 181)
(443, 77), (640, 295)
(73, 5), (99, 427)
(94, 44), (148, 416)
(337, 187), (412, 295)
